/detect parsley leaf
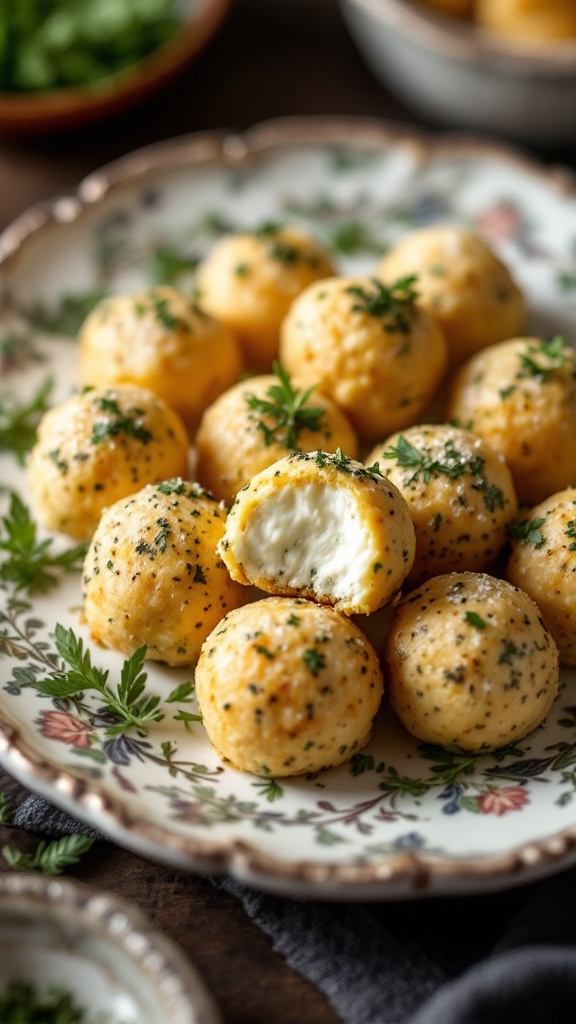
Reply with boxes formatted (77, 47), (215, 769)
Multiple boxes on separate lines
(35, 627), (163, 737)
(0, 377), (53, 464)
(244, 361), (327, 450)
(0, 494), (86, 595)
(507, 516), (546, 549)
(346, 275), (419, 332)
(516, 336), (573, 382)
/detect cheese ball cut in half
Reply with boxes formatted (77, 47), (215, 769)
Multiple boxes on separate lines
(366, 424), (518, 586)
(196, 225), (335, 371)
(78, 285), (242, 429)
(385, 572), (559, 751)
(195, 365), (358, 505)
(377, 225), (526, 366)
(196, 596), (384, 776)
(445, 336), (576, 505)
(219, 450), (416, 615)
(27, 385), (189, 542)
(82, 480), (246, 667)
(506, 489), (576, 666)
(279, 275), (447, 442)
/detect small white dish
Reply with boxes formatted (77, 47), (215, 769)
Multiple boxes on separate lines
(340, 0), (576, 147)
(0, 873), (219, 1024)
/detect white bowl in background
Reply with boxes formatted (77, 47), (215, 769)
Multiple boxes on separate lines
(340, 0), (576, 148)
(0, 873), (220, 1024)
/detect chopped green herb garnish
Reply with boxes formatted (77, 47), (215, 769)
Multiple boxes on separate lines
(346, 275), (419, 332)
(245, 361), (326, 450)
(303, 647), (326, 676)
(464, 611), (486, 630)
(516, 336), (573, 382)
(0, 979), (90, 1022)
(0, 493), (86, 595)
(566, 519), (576, 551)
(508, 516), (546, 549)
(382, 435), (505, 510)
(91, 396), (152, 445)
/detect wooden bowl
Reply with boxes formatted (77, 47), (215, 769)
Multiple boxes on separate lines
(0, 0), (229, 135)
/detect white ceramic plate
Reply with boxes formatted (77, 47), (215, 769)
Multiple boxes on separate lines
(2, 117), (576, 900)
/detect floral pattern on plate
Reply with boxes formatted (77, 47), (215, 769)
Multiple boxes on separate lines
(1, 119), (576, 898)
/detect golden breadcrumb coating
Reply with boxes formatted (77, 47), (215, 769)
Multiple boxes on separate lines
(377, 224), (525, 366)
(366, 423), (518, 586)
(506, 488), (576, 666)
(385, 571), (559, 751)
(78, 285), (242, 429)
(27, 384), (189, 542)
(196, 596), (384, 776)
(82, 480), (246, 666)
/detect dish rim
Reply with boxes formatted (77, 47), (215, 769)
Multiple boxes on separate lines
(2, 115), (576, 898)
(342, 0), (576, 72)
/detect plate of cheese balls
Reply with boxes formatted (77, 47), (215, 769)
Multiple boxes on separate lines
(2, 117), (576, 899)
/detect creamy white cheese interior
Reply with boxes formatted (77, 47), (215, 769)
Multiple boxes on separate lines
(230, 482), (376, 604)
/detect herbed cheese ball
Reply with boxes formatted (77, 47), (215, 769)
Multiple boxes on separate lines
(385, 572), (559, 751)
(445, 335), (576, 505)
(219, 449), (416, 615)
(82, 479), (247, 667)
(195, 365), (358, 505)
(366, 424), (518, 586)
(196, 596), (384, 776)
(377, 224), (526, 366)
(476, 0), (576, 41)
(506, 488), (576, 666)
(195, 224), (335, 371)
(27, 384), (189, 542)
(279, 274), (447, 442)
(78, 285), (242, 429)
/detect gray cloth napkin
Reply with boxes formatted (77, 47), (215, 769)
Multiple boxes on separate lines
(10, 790), (576, 1024)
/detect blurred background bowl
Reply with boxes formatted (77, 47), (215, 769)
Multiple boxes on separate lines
(0, 873), (220, 1024)
(340, 0), (576, 148)
(0, 0), (229, 135)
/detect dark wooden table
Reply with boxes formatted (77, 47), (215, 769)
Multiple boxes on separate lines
(1, 2), (576, 1021)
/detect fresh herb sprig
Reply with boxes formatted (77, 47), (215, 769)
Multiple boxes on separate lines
(245, 361), (327, 450)
(382, 435), (506, 511)
(507, 516), (546, 549)
(91, 396), (153, 445)
(2, 834), (94, 875)
(346, 275), (419, 332)
(34, 625), (196, 737)
(0, 378), (53, 464)
(0, 494), (86, 595)
(516, 335), (574, 382)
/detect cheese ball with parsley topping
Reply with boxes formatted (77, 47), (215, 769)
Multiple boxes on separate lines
(196, 225), (335, 371)
(366, 424), (518, 586)
(78, 285), (242, 429)
(195, 366), (359, 505)
(27, 385), (189, 542)
(385, 572), (559, 751)
(196, 596), (384, 776)
(279, 275), (447, 442)
(506, 488), (576, 666)
(82, 480), (247, 667)
(445, 336), (576, 504)
(377, 225), (526, 366)
(219, 450), (416, 615)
